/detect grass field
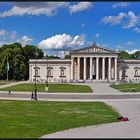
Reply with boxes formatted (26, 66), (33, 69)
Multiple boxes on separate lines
(0, 83), (92, 93)
(0, 100), (121, 138)
(111, 83), (140, 92)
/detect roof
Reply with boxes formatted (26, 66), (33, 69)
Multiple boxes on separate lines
(70, 42), (119, 54)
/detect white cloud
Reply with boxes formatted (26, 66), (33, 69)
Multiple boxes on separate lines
(0, 29), (7, 35)
(125, 49), (139, 54)
(94, 33), (100, 38)
(17, 35), (33, 46)
(0, 2), (69, 18)
(38, 34), (85, 50)
(133, 27), (140, 33)
(101, 11), (139, 29)
(125, 41), (135, 46)
(112, 2), (129, 9)
(69, 2), (92, 14)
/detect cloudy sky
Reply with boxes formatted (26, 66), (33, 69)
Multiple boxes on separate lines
(0, 2), (140, 57)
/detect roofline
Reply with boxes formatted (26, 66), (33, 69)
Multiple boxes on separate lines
(70, 43), (119, 54)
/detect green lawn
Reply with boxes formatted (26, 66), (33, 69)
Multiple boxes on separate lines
(0, 83), (92, 93)
(0, 100), (121, 138)
(111, 83), (140, 92)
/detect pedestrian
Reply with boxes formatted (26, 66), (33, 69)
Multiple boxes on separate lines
(132, 88), (135, 92)
(8, 90), (11, 95)
(31, 91), (34, 100)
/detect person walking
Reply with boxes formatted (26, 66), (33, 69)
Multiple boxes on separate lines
(8, 90), (11, 95)
(31, 91), (34, 100)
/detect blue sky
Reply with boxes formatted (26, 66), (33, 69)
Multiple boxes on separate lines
(0, 2), (140, 57)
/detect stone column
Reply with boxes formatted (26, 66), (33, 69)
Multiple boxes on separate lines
(114, 57), (117, 81)
(102, 57), (105, 80)
(84, 57), (87, 80)
(96, 57), (99, 80)
(77, 57), (80, 80)
(90, 57), (93, 80)
(108, 57), (111, 80)
(71, 57), (74, 80)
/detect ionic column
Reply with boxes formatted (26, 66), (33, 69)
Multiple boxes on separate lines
(84, 57), (87, 80)
(102, 57), (105, 80)
(77, 57), (80, 80)
(114, 57), (117, 81)
(71, 57), (74, 80)
(90, 57), (93, 80)
(96, 57), (99, 80)
(108, 57), (111, 80)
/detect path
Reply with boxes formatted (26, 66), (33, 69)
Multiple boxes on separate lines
(0, 81), (28, 89)
(86, 82), (122, 94)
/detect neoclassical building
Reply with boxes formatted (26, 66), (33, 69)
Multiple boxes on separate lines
(29, 43), (140, 83)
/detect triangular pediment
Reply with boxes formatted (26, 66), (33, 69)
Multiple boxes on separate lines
(70, 42), (118, 54)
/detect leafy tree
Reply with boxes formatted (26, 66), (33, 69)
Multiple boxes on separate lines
(118, 51), (133, 59)
(133, 51), (140, 59)
(23, 45), (44, 80)
(47, 55), (60, 59)
(64, 54), (70, 59)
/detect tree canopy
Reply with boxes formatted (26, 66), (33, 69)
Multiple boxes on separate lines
(0, 43), (44, 80)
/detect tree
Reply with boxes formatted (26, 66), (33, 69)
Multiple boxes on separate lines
(47, 55), (60, 59)
(23, 45), (44, 80)
(64, 54), (70, 59)
(118, 51), (133, 59)
(0, 43), (44, 80)
(133, 51), (140, 59)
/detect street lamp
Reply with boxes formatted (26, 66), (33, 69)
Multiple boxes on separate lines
(45, 53), (49, 92)
(34, 51), (38, 100)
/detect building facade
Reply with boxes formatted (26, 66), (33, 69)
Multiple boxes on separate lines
(29, 43), (140, 83)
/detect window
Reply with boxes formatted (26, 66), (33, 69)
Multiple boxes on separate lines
(135, 70), (138, 76)
(47, 67), (53, 77)
(34, 67), (40, 77)
(122, 69), (127, 79)
(61, 69), (64, 76)
(35, 69), (39, 76)
(60, 67), (66, 77)
(134, 69), (140, 77)
(47, 69), (51, 76)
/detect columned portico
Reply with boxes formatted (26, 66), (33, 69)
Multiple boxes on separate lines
(70, 42), (118, 82)
(84, 57), (87, 80)
(77, 57), (80, 80)
(90, 57), (93, 80)
(96, 57), (99, 80)
(108, 57), (111, 80)
(102, 57), (105, 80)
(114, 57), (117, 80)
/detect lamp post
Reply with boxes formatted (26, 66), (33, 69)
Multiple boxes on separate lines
(34, 51), (38, 100)
(45, 53), (49, 92)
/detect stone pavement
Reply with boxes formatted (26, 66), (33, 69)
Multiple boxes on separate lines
(0, 81), (28, 89)
(84, 82), (122, 94)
